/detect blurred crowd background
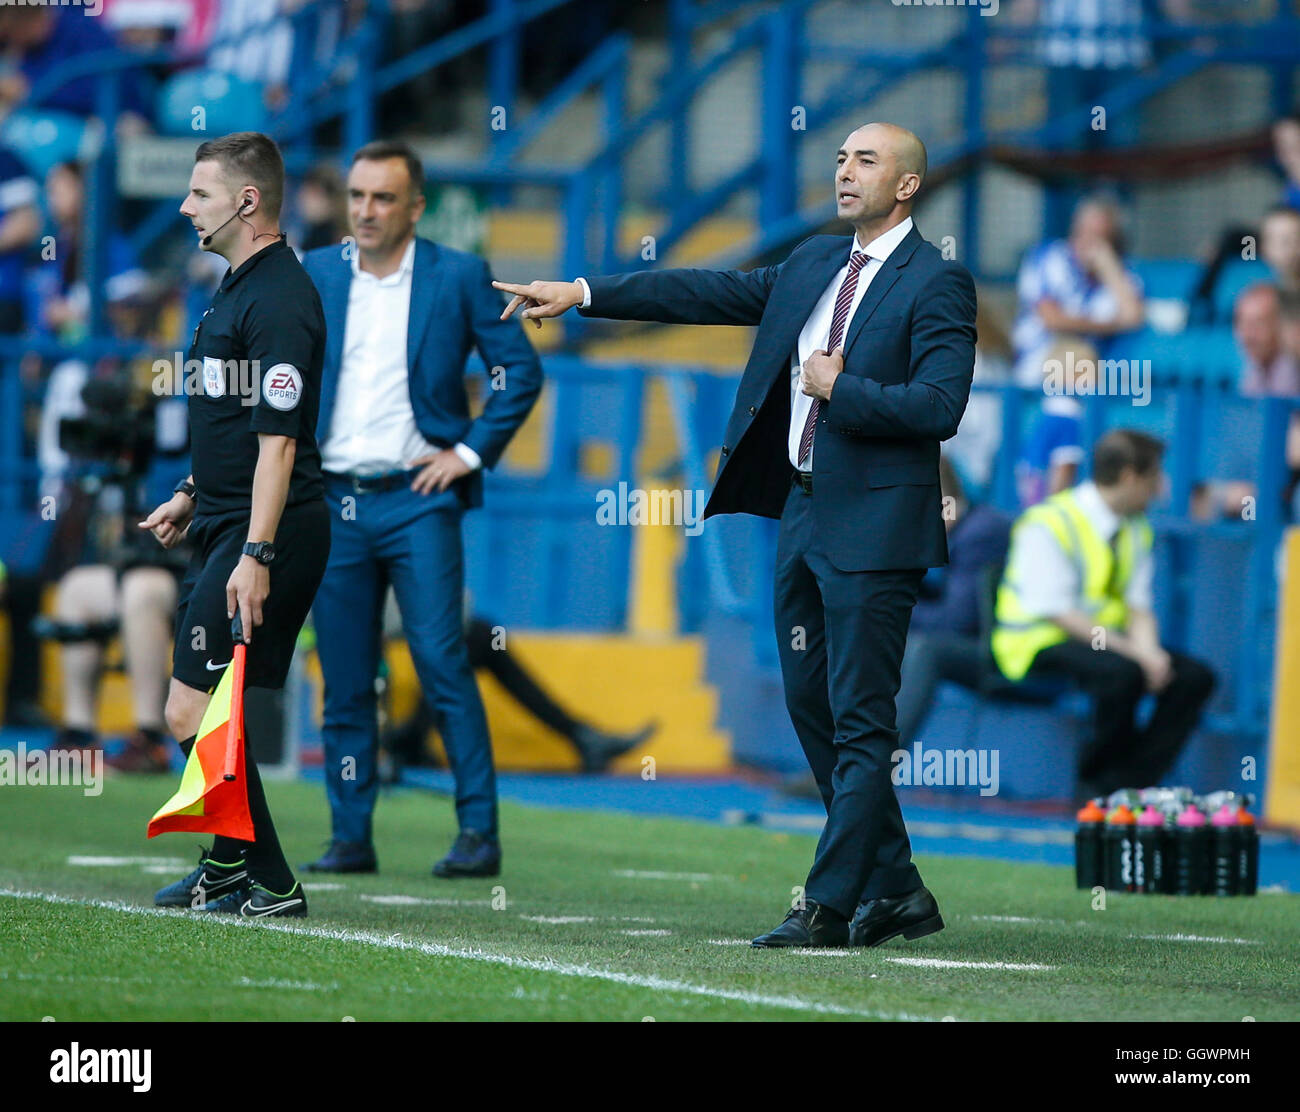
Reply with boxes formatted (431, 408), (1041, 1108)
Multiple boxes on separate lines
(2, 0), (1299, 813)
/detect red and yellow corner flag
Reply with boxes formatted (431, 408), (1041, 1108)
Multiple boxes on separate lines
(148, 642), (253, 840)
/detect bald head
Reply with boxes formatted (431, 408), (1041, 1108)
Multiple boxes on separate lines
(835, 122), (927, 237)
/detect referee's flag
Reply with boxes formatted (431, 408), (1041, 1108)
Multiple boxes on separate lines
(147, 636), (253, 840)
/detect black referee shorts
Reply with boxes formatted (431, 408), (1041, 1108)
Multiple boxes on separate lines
(172, 498), (330, 693)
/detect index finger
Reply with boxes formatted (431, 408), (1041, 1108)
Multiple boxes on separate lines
(492, 280), (532, 296)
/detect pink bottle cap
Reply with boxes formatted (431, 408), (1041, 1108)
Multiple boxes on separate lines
(1210, 804), (1238, 827)
(1177, 805), (1206, 827)
(1137, 805), (1164, 826)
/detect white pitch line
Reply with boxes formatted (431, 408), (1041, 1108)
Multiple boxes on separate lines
(235, 976), (338, 992)
(301, 882), (345, 891)
(969, 915), (1064, 924)
(620, 929), (671, 937)
(706, 938), (750, 946)
(612, 870), (715, 882)
(66, 856), (186, 868)
(358, 894), (491, 907)
(520, 915), (596, 924)
(0, 887), (943, 1022)
(884, 956), (1055, 971)
(1134, 933), (1261, 945)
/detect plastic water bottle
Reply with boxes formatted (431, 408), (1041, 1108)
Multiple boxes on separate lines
(1075, 799), (1106, 889)
(1174, 803), (1210, 895)
(1104, 803), (1137, 892)
(1236, 802), (1259, 896)
(1210, 803), (1240, 897)
(1135, 804), (1166, 894)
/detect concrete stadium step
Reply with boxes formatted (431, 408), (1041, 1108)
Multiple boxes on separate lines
(379, 632), (730, 773)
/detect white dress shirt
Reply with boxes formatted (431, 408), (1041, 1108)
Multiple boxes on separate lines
(788, 216), (913, 468)
(1006, 480), (1154, 620)
(320, 238), (481, 476)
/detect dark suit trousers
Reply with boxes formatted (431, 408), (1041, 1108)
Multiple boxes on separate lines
(774, 483), (925, 917)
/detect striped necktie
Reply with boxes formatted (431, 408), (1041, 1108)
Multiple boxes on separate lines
(798, 249), (870, 468)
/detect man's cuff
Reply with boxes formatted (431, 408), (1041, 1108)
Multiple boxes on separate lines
(453, 442), (483, 471)
(575, 277), (591, 309)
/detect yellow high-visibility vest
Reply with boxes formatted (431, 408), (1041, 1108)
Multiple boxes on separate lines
(991, 487), (1153, 681)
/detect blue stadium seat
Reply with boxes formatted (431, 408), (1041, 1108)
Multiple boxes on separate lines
(1212, 258), (1272, 323)
(157, 70), (268, 138)
(1130, 257), (1199, 301)
(0, 110), (89, 179)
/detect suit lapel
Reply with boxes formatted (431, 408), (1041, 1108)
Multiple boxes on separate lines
(406, 238), (439, 374)
(316, 256), (351, 439)
(841, 225), (922, 357)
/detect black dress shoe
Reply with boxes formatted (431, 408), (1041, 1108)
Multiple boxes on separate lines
(573, 721), (658, 773)
(301, 840), (378, 874)
(849, 886), (944, 947)
(751, 901), (850, 948)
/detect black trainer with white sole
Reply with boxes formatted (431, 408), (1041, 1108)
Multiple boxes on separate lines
(155, 848), (248, 909)
(202, 881), (308, 918)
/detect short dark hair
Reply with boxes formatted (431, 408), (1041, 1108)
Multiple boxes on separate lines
(1092, 429), (1165, 486)
(351, 140), (424, 195)
(194, 131), (284, 218)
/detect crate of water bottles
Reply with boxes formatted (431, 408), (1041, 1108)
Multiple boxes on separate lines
(1074, 789), (1259, 895)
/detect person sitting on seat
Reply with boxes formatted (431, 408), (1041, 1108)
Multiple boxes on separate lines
(992, 429), (1216, 800)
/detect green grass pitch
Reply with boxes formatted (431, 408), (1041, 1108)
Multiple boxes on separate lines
(1, 776), (1296, 1021)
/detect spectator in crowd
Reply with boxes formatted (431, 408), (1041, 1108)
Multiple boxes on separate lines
(894, 457), (1013, 745)
(207, 0), (342, 113)
(0, 5), (152, 128)
(290, 163), (348, 253)
(1017, 337), (1092, 507)
(28, 160), (148, 342)
(1235, 282), (1300, 397)
(45, 561), (183, 773)
(0, 143), (39, 334)
(1273, 113), (1300, 212)
(993, 430), (1216, 800)
(1260, 204), (1300, 296)
(1012, 195), (1145, 387)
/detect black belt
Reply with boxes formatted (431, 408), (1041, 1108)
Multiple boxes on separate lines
(793, 470), (813, 494)
(323, 468), (420, 494)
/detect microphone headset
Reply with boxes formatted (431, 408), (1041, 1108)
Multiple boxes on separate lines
(202, 195), (254, 247)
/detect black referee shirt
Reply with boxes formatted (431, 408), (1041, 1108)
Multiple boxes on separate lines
(186, 237), (325, 519)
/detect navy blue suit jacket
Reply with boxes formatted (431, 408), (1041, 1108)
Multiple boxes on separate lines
(580, 225), (978, 570)
(303, 237), (543, 508)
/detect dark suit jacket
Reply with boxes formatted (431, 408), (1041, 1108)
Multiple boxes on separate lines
(303, 237), (543, 508)
(912, 503), (1013, 636)
(579, 225), (978, 570)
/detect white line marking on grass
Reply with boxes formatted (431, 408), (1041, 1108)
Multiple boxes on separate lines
(301, 882), (345, 891)
(67, 856), (186, 868)
(612, 870), (714, 882)
(706, 939), (749, 946)
(359, 894), (491, 907)
(235, 976), (338, 992)
(884, 957), (1055, 971)
(969, 915), (1064, 924)
(620, 929), (671, 937)
(0, 888), (945, 1022)
(1133, 933), (1262, 945)
(520, 915), (596, 924)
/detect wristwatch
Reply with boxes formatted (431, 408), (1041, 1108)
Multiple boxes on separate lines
(172, 478), (197, 501)
(242, 541), (276, 565)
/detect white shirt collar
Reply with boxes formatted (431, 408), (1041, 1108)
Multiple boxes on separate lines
(853, 216), (913, 263)
(351, 237), (416, 285)
(1074, 480), (1122, 541)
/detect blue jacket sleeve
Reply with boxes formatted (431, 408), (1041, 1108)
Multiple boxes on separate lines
(578, 262), (782, 327)
(460, 257), (544, 469)
(823, 264), (977, 441)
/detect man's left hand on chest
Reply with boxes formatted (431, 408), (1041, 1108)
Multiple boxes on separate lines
(800, 346), (844, 401)
(410, 447), (474, 494)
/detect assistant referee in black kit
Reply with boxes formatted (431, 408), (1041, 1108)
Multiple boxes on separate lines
(140, 132), (329, 918)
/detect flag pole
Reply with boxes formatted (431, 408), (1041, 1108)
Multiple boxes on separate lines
(224, 613), (247, 782)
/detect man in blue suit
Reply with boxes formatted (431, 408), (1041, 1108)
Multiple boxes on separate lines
(496, 123), (976, 946)
(302, 141), (542, 878)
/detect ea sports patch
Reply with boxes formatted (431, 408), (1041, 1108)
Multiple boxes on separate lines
(202, 356), (225, 398)
(262, 364), (303, 411)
